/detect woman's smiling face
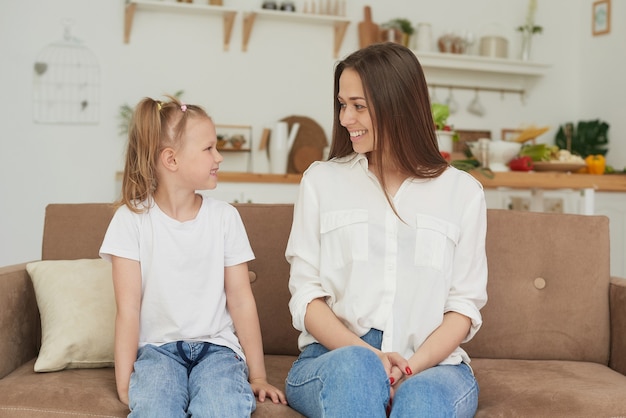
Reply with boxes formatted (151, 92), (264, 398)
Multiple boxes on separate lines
(337, 68), (375, 155)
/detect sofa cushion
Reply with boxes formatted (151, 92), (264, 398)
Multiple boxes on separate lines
(26, 259), (115, 372)
(0, 356), (303, 418)
(0, 359), (126, 417)
(472, 358), (626, 417)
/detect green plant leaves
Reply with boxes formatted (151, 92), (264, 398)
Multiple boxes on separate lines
(555, 120), (609, 158)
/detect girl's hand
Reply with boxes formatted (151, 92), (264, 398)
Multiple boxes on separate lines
(250, 378), (288, 405)
(118, 389), (129, 406)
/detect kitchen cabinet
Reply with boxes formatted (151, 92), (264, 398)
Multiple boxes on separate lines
(202, 181), (300, 204)
(124, 1), (238, 50)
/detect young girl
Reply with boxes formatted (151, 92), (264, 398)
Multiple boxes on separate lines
(285, 43), (488, 417)
(100, 96), (286, 416)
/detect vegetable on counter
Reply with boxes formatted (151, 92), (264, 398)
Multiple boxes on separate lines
(450, 158), (495, 179)
(519, 144), (553, 161)
(585, 154), (606, 175)
(509, 156), (534, 171)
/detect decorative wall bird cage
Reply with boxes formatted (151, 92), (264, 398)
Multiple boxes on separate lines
(32, 21), (100, 124)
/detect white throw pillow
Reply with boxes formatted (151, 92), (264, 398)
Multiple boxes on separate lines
(26, 259), (116, 372)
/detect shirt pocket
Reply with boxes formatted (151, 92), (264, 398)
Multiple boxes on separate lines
(414, 214), (460, 271)
(320, 210), (368, 269)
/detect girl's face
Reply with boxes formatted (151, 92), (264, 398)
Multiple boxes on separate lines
(176, 117), (223, 191)
(338, 68), (375, 155)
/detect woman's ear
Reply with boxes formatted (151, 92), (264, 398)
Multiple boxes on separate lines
(159, 147), (178, 172)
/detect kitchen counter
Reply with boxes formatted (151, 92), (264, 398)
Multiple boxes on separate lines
(469, 170), (626, 192)
(218, 171), (626, 192)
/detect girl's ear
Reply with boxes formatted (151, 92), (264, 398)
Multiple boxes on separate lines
(159, 147), (178, 172)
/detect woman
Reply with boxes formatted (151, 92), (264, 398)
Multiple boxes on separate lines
(285, 43), (488, 417)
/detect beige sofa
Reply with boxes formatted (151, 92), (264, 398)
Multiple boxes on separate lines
(1, 202), (626, 417)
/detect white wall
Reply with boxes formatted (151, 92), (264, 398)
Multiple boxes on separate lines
(0, 0), (624, 265)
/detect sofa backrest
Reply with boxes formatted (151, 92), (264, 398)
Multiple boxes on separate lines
(41, 203), (611, 363)
(234, 204), (301, 356)
(43, 203), (116, 261)
(41, 202), (301, 357)
(463, 209), (611, 365)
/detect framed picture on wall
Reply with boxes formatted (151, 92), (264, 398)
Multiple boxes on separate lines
(593, 0), (611, 36)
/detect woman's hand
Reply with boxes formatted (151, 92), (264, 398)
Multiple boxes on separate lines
(376, 351), (413, 398)
(250, 378), (288, 405)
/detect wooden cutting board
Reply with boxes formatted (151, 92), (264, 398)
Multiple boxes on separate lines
(358, 6), (379, 48)
(280, 115), (328, 174)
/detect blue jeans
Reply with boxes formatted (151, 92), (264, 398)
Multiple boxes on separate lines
(128, 341), (255, 418)
(285, 329), (478, 418)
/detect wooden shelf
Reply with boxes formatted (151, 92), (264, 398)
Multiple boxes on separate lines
(217, 148), (251, 153)
(124, 1), (237, 51)
(217, 171), (626, 192)
(242, 9), (350, 57)
(416, 51), (549, 76)
(415, 51), (550, 93)
(219, 171), (302, 184)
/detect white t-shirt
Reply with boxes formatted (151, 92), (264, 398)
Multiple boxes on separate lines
(286, 153), (488, 364)
(100, 196), (254, 359)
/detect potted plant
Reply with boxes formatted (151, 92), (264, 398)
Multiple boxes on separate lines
(554, 120), (609, 158)
(431, 103), (459, 154)
(229, 134), (246, 150)
(382, 18), (414, 47)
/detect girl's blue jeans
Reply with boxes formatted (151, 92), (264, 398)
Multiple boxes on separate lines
(128, 341), (255, 418)
(285, 329), (478, 418)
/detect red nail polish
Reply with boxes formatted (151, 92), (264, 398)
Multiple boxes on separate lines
(406, 366), (413, 375)
(389, 377), (395, 384)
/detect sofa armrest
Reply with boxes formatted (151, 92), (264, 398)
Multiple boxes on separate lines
(610, 276), (626, 376)
(0, 263), (40, 378)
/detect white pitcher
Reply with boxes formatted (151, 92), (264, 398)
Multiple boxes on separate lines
(269, 121), (300, 174)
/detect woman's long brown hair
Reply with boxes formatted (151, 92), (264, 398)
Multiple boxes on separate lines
(329, 42), (448, 208)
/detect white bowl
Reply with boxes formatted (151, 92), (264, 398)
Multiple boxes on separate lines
(468, 139), (522, 171)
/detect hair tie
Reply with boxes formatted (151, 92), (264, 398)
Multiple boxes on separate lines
(156, 101), (162, 111)
(180, 104), (187, 112)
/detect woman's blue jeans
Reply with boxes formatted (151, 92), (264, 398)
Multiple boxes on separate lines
(285, 329), (478, 418)
(128, 341), (255, 418)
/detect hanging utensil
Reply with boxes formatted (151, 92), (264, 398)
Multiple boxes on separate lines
(467, 89), (485, 117)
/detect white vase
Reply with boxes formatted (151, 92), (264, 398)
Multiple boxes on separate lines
(436, 130), (454, 153)
(269, 122), (289, 174)
(269, 121), (300, 174)
(520, 32), (533, 61)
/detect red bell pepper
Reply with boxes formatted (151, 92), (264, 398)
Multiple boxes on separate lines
(509, 156), (534, 171)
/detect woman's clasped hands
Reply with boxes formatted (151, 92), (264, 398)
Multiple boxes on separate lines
(376, 350), (413, 397)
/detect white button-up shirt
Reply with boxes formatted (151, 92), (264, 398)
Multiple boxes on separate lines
(286, 153), (488, 364)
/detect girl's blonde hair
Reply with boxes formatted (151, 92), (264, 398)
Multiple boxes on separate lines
(118, 95), (210, 213)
